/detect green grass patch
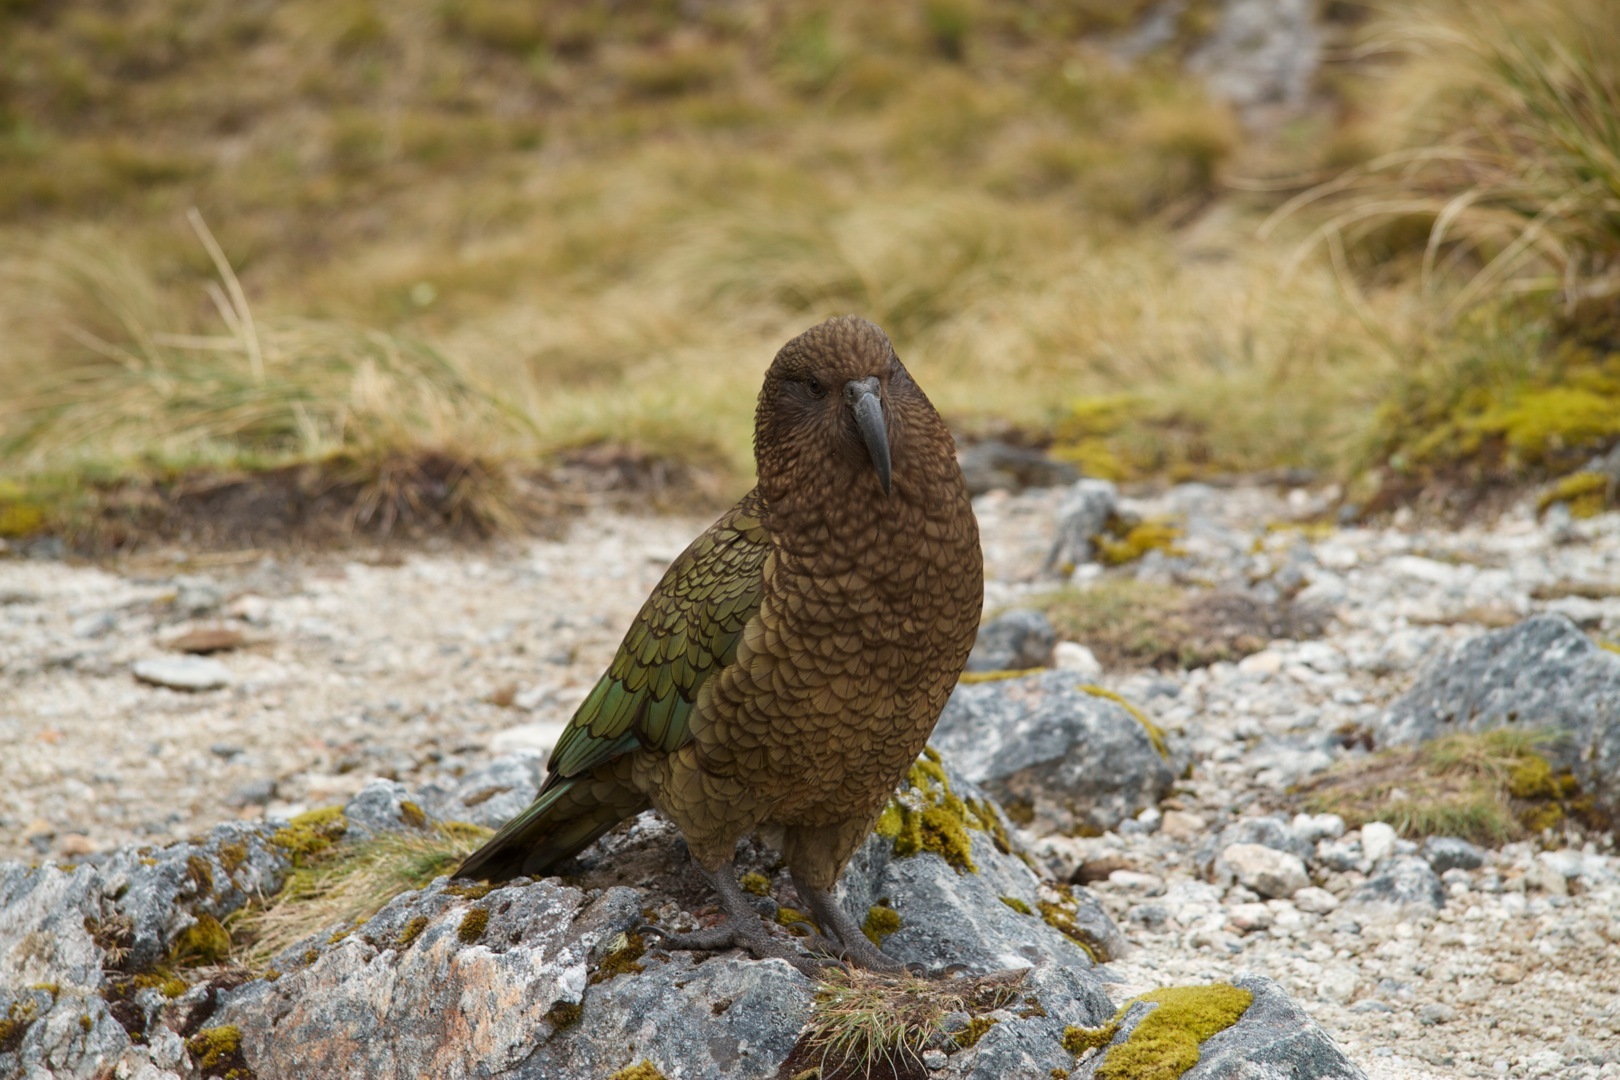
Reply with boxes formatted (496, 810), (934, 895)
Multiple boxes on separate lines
(1297, 729), (1585, 844)
(1031, 580), (1324, 671)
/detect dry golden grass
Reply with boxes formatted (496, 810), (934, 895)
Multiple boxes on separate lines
(1275, 0), (1620, 320)
(0, 0), (1615, 524)
(229, 821), (490, 969)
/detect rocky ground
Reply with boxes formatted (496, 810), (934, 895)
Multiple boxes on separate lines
(4, 476), (1620, 1079)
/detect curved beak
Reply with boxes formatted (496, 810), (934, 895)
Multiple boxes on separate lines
(845, 377), (891, 497)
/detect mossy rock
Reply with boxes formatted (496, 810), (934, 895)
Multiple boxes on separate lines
(270, 807), (348, 862)
(1061, 983), (1253, 1080)
(873, 748), (1002, 873)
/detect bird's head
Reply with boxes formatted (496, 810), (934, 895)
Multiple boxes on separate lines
(754, 316), (920, 502)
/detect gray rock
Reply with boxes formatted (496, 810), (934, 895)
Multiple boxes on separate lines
(1180, 976), (1367, 1079)
(1380, 614), (1620, 816)
(1219, 843), (1310, 899)
(1358, 822), (1397, 866)
(840, 761), (1126, 973)
(0, 754), (1369, 1080)
(1045, 479), (1119, 572)
(1064, 975), (1365, 1079)
(959, 440), (1079, 496)
(965, 609), (1056, 672)
(132, 655), (231, 691)
(219, 881), (658, 1079)
(343, 778), (424, 838)
(0, 821), (293, 1080)
(1418, 1002), (1457, 1026)
(1198, 816), (1310, 877)
(415, 750), (547, 829)
(1344, 857), (1444, 918)
(1421, 836), (1485, 874)
(71, 611), (118, 639)
(931, 671), (1175, 835)
(227, 778), (278, 808)
(170, 574), (225, 616)
(942, 1013), (1081, 1080)
(1187, 0), (1321, 117)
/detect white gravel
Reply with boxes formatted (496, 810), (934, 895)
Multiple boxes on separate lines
(4, 480), (1620, 1078)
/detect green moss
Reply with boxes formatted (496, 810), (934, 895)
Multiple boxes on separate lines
(456, 907), (489, 944)
(0, 1000), (38, 1054)
(1096, 985), (1252, 1080)
(739, 872), (771, 896)
(397, 916), (428, 948)
(861, 905), (901, 946)
(1049, 396), (1143, 483)
(1038, 885), (1112, 961)
(302, 949), (319, 965)
(1601, 640), (1620, 656)
(216, 842), (248, 875)
(1538, 471), (1611, 518)
(546, 1000), (582, 1029)
(967, 798), (1015, 855)
(134, 971), (189, 998)
(0, 499), (47, 538)
(955, 1015), (999, 1049)
(1093, 520), (1185, 567)
(775, 906), (816, 936)
(1062, 1020), (1118, 1054)
(606, 1063), (667, 1080)
(171, 913), (231, 965)
(270, 807), (348, 861)
(443, 881), (493, 899)
(398, 800), (428, 829)
(1080, 685), (1169, 760)
(185, 1024), (245, 1072)
(79, 1013), (93, 1033)
(186, 854), (215, 895)
(29, 983), (59, 998)
(877, 752), (997, 873)
(958, 667), (1044, 684)
(591, 931), (646, 984)
(1051, 1070), (1071, 1079)
(1000, 896), (1033, 915)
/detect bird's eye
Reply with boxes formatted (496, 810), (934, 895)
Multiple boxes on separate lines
(804, 375), (826, 398)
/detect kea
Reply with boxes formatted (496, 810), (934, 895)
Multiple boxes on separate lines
(455, 315), (983, 972)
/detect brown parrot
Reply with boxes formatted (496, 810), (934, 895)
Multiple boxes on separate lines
(455, 315), (983, 972)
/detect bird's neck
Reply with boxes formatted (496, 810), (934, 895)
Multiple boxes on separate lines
(759, 421), (969, 570)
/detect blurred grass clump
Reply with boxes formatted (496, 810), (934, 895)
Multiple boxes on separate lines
(1, 0), (1617, 540)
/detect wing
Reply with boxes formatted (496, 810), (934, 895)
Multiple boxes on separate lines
(544, 489), (770, 782)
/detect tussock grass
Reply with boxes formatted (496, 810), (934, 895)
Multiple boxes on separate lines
(788, 968), (1024, 1080)
(2, 217), (534, 474)
(1274, 0), (1620, 319)
(229, 821), (490, 968)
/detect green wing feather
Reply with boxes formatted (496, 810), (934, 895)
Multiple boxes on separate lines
(545, 490), (769, 780)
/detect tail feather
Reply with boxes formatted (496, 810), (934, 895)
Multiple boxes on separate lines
(454, 775), (646, 882)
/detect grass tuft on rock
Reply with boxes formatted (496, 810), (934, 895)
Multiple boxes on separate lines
(793, 969), (1026, 1079)
(231, 820), (491, 968)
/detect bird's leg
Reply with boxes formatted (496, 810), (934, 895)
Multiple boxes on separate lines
(649, 860), (833, 978)
(790, 870), (905, 974)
